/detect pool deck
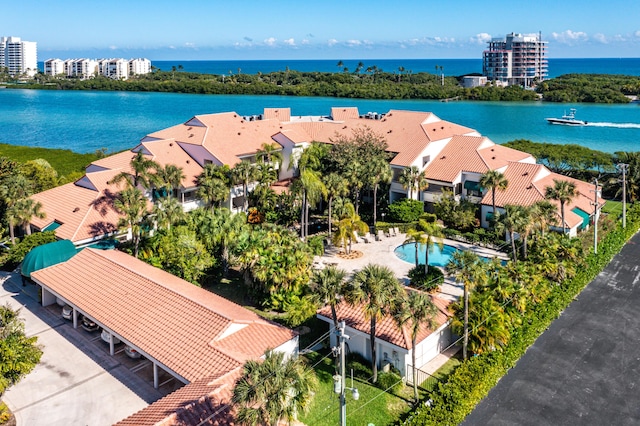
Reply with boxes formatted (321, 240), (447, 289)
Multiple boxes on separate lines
(314, 232), (509, 302)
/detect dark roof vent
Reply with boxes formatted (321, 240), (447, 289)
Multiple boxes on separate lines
(237, 132), (241, 136)
(523, 172), (529, 176)
(169, 142), (173, 146)
(73, 207), (80, 213)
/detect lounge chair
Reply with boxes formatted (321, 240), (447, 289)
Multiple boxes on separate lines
(362, 232), (372, 243)
(393, 227), (400, 236)
(377, 230), (385, 241)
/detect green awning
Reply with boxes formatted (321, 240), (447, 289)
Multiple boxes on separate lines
(572, 207), (590, 230)
(21, 240), (77, 278)
(464, 181), (480, 191)
(41, 221), (62, 232)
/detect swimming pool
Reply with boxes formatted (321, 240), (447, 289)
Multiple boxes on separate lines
(394, 243), (464, 267)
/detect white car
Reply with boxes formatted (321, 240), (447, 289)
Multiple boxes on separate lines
(124, 345), (142, 359)
(100, 329), (121, 345)
(61, 305), (73, 320)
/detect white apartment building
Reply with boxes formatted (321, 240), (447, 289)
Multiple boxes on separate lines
(129, 58), (151, 76)
(71, 58), (98, 78)
(99, 58), (129, 80)
(0, 36), (38, 77)
(483, 32), (548, 87)
(44, 58), (65, 76)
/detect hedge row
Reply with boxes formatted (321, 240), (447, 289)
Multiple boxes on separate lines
(402, 210), (640, 425)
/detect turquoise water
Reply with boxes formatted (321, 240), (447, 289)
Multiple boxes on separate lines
(394, 243), (462, 267)
(1, 89), (639, 154)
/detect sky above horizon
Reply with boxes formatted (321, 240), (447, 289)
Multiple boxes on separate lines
(5, 0), (640, 61)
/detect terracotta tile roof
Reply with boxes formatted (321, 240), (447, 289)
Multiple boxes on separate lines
(331, 107), (360, 121)
(263, 107), (291, 122)
(424, 135), (489, 182)
(116, 370), (240, 426)
(482, 161), (604, 229)
(138, 139), (204, 188)
(478, 144), (534, 171)
(30, 169), (125, 243)
(317, 291), (451, 350)
(31, 248), (296, 383)
(88, 150), (138, 173)
(147, 112), (285, 167)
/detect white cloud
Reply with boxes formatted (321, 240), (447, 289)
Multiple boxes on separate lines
(346, 39), (362, 47)
(283, 38), (295, 46)
(184, 42), (196, 48)
(635, 30), (640, 38)
(593, 33), (608, 43)
(327, 39), (338, 47)
(109, 45), (117, 50)
(264, 37), (277, 46)
(470, 33), (492, 45)
(301, 39), (310, 45)
(551, 30), (588, 45)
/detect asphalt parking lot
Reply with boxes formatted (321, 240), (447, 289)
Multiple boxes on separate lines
(463, 232), (640, 425)
(1, 272), (179, 426)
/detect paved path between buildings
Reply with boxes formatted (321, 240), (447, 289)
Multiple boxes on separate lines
(462, 231), (640, 425)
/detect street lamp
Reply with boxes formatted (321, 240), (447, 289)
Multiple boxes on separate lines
(333, 321), (359, 426)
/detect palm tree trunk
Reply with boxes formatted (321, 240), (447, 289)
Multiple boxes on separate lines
(9, 220), (15, 245)
(510, 231), (518, 262)
(561, 202), (566, 234)
(463, 284), (469, 360)
(371, 317), (378, 383)
(415, 244), (419, 268)
(373, 184), (378, 226)
(331, 305), (339, 330)
(424, 246), (429, 275)
(412, 338), (418, 402)
(328, 197), (333, 241)
(300, 192), (306, 238)
(222, 246), (229, 277)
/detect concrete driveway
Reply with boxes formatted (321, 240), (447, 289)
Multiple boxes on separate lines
(463, 232), (640, 425)
(0, 272), (164, 426)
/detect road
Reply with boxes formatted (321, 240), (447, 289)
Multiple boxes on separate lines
(463, 232), (640, 425)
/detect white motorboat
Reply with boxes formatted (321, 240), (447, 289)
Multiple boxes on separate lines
(546, 108), (587, 126)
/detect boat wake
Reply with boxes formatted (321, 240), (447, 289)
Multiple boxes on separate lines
(586, 122), (640, 129)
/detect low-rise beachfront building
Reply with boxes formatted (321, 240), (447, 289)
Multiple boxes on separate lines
(317, 293), (452, 382)
(29, 107), (604, 245)
(43, 58), (65, 76)
(43, 57), (150, 79)
(30, 247), (298, 425)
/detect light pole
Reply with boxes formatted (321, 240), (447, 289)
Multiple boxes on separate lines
(618, 163), (628, 229)
(591, 179), (600, 254)
(333, 321), (359, 426)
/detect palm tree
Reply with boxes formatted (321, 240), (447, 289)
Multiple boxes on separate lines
(495, 204), (529, 262)
(113, 187), (148, 258)
(367, 157), (392, 226)
(153, 164), (185, 199)
(110, 151), (159, 189)
(404, 220), (444, 274)
(479, 170), (509, 219)
(1, 175), (34, 244)
(529, 200), (558, 240)
(399, 166), (428, 200)
(232, 349), (317, 426)
(323, 173), (349, 240)
(152, 196), (184, 231)
(332, 201), (368, 254)
(309, 265), (347, 329)
(299, 169), (326, 239)
(446, 251), (486, 360)
(545, 179), (578, 234)
(345, 264), (402, 383)
(232, 161), (259, 213)
(195, 163), (231, 211)
(16, 198), (46, 236)
(210, 208), (248, 276)
(392, 290), (437, 402)
(255, 142), (283, 169)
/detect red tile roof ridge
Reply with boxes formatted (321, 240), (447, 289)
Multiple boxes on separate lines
(85, 249), (259, 323)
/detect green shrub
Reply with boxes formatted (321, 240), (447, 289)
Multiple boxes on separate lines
(376, 370), (404, 394)
(306, 235), (325, 256)
(420, 213), (437, 223)
(347, 352), (373, 380)
(388, 199), (424, 223)
(0, 232), (58, 271)
(407, 265), (444, 292)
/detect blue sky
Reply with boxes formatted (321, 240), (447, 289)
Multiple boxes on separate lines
(5, 0), (640, 60)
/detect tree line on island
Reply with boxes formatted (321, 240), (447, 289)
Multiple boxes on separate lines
(0, 133), (639, 425)
(5, 62), (640, 103)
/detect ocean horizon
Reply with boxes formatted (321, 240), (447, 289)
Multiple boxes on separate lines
(37, 58), (640, 79)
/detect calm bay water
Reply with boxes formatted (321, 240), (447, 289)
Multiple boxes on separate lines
(1, 89), (638, 155)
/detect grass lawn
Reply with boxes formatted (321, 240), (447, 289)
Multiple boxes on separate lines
(300, 351), (413, 426)
(0, 142), (100, 178)
(601, 200), (622, 216)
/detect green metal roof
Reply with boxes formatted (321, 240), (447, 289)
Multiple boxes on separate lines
(571, 207), (590, 230)
(21, 240), (77, 278)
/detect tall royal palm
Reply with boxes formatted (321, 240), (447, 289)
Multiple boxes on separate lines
(299, 169), (326, 239)
(232, 161), (259, 213)
(367, 156), (392, 226)
(545, 179), (578, 234)
(322, 173), (349, 240)
(232, 349), (317, 426)
(309, 265), (348, 329)
(345, 263), (402, 383)
(195, 163), (231, 211)
(446, 250), (486, 360)
(114, 187), (148, 258)
(392, 290), (437, 402)
(479, 170), (509, 219)
(399, 165), (428, 200)
(110, 151), (159, 189)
